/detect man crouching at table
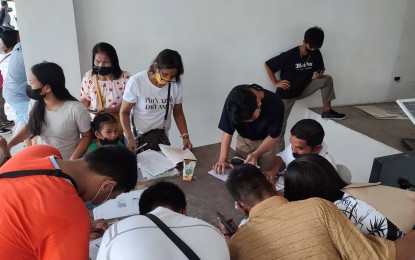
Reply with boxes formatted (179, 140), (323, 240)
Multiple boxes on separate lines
(0, 144), (137, 260)
(219, 164), (415, 260)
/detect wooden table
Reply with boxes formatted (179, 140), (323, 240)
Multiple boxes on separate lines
(138, 143), (244, 226)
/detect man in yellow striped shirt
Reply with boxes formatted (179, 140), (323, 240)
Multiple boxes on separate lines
(219, 164), (415, 259)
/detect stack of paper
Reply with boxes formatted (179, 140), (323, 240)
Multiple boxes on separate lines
(208, 168), (232, 182)
(159, 144), (197, 165)
(137, 149), (176, 177)
(93, 190), (144, 220)
(139, 168), (180, 182)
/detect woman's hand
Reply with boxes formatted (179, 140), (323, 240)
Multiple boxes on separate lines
(126, 137), (137, 152)
(183, 137), (193, 150)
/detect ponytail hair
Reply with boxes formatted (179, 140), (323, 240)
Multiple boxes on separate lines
(28, 62), (77, 138)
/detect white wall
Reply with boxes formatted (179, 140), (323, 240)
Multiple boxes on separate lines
(15, 0), (414, 152)
(71, 0), (411, 148)
(14, 0), (81, 94)
(389, 0), (415, 100)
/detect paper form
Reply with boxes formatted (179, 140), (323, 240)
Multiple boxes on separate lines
(159, 144), (197, 165)
(136, 149), (176, 176)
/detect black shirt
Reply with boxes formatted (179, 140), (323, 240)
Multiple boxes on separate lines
(218, 84), (284, 140)
(266, 46), (325, 99)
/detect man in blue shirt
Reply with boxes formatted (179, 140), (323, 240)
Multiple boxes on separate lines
(265, 27), (346, 152)
(213, 84), (284, 173)
(3, 32), (30, 145)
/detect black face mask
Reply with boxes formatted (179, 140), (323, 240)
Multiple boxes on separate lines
(94, 66), (113, 76)
(99, 138), (119, 146)
(292, 153), (302, 159)
(26, 85), (45, 100)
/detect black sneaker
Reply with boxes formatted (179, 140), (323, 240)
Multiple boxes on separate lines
(322, 109), (347, 120)
(0, 128), (12, 134)
(0, 120), (14, 128)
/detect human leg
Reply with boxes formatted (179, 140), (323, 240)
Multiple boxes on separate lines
(299, 75), (346, 119)
(235, 134), (258, 159)
(236, 134), (276, 171)
(0, 88), (7, 122)
(275, 98), (296, 153)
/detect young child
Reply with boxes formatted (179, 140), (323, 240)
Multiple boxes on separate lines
(83, 113), (124, 156)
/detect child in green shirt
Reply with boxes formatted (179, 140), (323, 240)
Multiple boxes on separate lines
(83, 113), (124, 156)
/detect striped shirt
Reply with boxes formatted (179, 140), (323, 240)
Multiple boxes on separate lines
(229, 196), (395, 260)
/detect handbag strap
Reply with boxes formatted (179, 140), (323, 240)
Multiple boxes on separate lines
(92, 74), (104, 109)
(162, 82), (171, 129)
(144, 213), (200, 260)
(131, 113), (138, 140)
(0, 169), (79, 191)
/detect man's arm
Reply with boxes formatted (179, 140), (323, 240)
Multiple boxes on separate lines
(265, 63), (290, 90)
(264, 156), (286, 185)
(212, 132), (233, 174)
(244, 135), (277, 166)
(395, 230), (415, 260)
(323, 199), (396, 259)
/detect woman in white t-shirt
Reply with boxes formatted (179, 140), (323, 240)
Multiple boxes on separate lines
(7, 62), (92, 159)
(284, 154), (404, 240)
(120, 49), (192, 151)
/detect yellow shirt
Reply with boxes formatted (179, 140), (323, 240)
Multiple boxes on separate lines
(229, 196), (395, 260)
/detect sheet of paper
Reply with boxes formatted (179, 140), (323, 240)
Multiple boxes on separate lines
(136, 149), (176, 176)
(159, 144), (197, 165)
(276, 176), (285, 191)
(89, 237), (102, 260)
(208, 168), (232, 182)
(139, 168), (180, 181)
(93, 190), (144, 220)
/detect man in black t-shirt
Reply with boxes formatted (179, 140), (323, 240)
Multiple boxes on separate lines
(265, 27), (346, 152)
(212, 84), (284, 173)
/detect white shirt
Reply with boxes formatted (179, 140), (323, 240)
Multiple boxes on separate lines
(276, 142), (337, 191)
(97, 207), (230, 260)
(122, 70), (183, 135)
(334, 192), (403, 239)
(0, 52), (11, 84)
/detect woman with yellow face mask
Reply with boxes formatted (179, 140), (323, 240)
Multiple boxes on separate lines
(120, 49), (192, 152)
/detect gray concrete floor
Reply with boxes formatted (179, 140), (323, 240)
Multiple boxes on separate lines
(310, 102), (415, 152)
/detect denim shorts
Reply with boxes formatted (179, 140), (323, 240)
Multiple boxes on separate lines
(8, 101), (29, 124)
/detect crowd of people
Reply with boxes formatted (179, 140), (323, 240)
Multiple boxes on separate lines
(1, 25), (414, 259)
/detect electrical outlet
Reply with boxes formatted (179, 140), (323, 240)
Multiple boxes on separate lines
(394, 76), (401, 83)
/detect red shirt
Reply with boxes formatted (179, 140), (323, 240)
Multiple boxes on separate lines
(0, 145), (90, 260)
